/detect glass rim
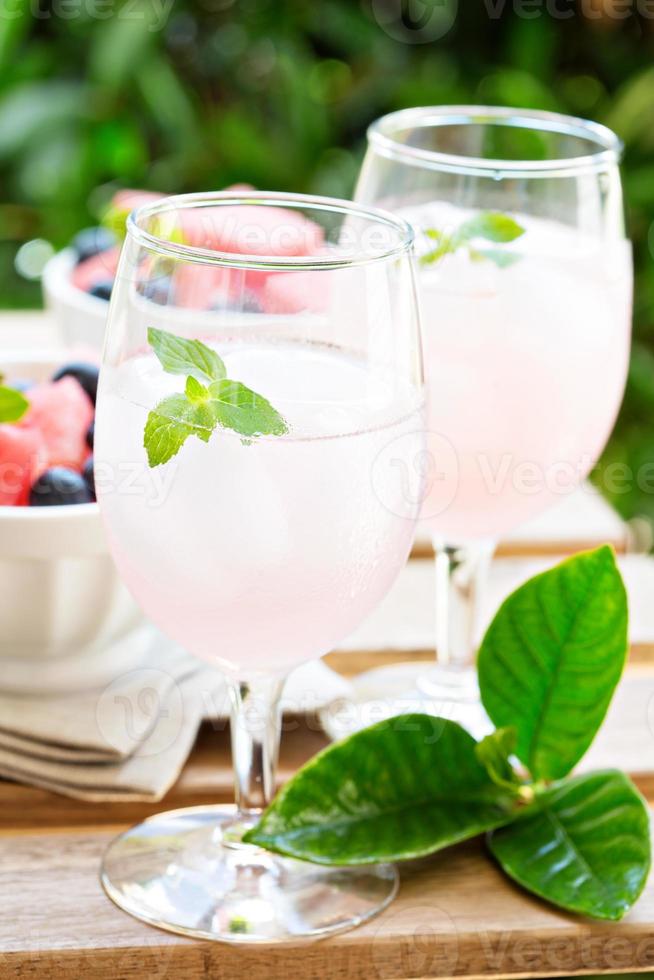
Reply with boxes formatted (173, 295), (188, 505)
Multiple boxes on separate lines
(367, 105), (623, 179)
(127, 190), (415, 270)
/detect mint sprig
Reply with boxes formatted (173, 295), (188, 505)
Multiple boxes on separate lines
(421, 210), (525, 268)
(144, 328), (288, 467)
(245, 546), (651, 922)
(0, 385), (29, 424)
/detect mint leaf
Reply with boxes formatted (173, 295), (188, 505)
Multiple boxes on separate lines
(475, 727), (522, 794)
(185, 375), (209, 403)
(244, 716), (515, 865)
(420, 237), (455, 266)
(0, 385), (29, 424)
(478, 545), (629, 781)
(421, 210), (524, 268)
(143, 329), (288, 466)
(208, 379), (289, 438)
(488, 770), (651, 921)
(144, 393), (215, 466)
(148, 327), (226, 384)
(457, 211), (525, 244)
(470, 247), (522, 268)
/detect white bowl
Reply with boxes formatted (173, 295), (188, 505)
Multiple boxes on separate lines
(42, 248), (109, 350)
(0, 352), (144, 693)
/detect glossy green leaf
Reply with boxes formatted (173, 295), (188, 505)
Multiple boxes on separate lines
(488, 770), (651, 921)
(244, 715), (515, 865)
(475, 727), (521, 793)
(478, 546), (628, 781)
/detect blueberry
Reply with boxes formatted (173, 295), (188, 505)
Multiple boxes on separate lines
(86, 419), (94, 450)
(30, 467), (93, 506)
(82, 457), (95, 499)
(88, 279), (114, 301)
(52, 361), (99, 404)
(211, 289), (261, 313)
(71, 227), (117, 264)
(139, 276), (174, 306)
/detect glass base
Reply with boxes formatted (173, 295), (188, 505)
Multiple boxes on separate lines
(101, 804), (399, 943)
(321, 662), (492, 742)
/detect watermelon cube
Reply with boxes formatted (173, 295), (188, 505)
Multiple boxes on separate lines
(0, 425), (46, 506)
(20, 377), (94, 472)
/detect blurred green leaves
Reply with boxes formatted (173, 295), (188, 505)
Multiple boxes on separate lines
(0, 82), (87, 160)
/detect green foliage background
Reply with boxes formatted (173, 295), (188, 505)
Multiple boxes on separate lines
(0, 0), (653, 523)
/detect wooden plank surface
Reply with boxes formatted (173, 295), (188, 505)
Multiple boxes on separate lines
(3, 806), (654, 979)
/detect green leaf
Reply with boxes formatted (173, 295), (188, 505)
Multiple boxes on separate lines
(185, 375), (209, 403)
(244, 715), (515, 865)
(477, 546), (628, 781)
(147, 327), (226, 384)
(142, 329), (288, 466)
(143, 393), (215, 467)
(470, 247), (522, 268)
(208, 379), (288, 438)
(475, 727), (522, 794)
(419, 235), (455, 266)
(420, 212), (524, 268)
(457, 211), (525, 244)
(0, 385), (28, 423)
(488, 770), (651, 921)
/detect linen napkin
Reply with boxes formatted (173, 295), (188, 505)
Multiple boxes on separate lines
(0, 626), (351, 802)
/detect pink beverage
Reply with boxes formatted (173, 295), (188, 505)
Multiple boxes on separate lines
(96, 340), (424, 676)
(403, 202), (632, 542)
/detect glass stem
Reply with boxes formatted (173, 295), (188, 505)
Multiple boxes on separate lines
(433, 539), (496, 668)
(226, 675), (284, 837)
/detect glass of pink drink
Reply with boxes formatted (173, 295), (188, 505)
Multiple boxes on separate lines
(95, 192), (425, 942)
(355, 107), (632, 721)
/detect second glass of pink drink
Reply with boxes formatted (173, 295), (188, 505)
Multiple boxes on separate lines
(356, 106), (632, 716)
(94, 192), (425, 942)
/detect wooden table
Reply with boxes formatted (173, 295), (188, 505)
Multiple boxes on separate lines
(1, 311), (653, 979)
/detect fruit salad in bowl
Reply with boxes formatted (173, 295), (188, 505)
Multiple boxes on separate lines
(0, 359), (97, 507)
(0, 353), (142, 685)
(41, 184), (331, 348)
(41, 190), (159, 349)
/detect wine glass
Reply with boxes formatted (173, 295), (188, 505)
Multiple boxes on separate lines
(354, 106), (632, 724)
(94, 191), (425, 942)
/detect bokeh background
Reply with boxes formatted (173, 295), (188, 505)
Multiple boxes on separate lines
(0, 0), (653, 526)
